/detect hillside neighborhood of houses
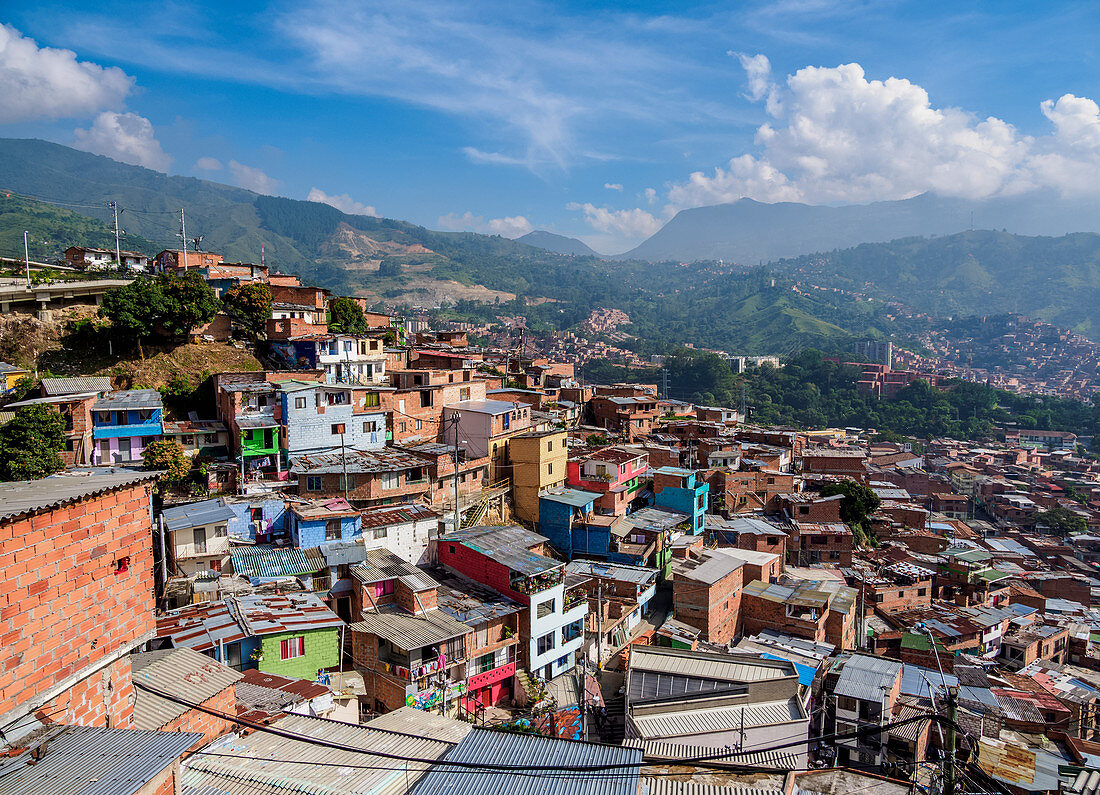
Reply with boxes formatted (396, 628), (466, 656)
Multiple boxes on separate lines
(6, 247), (1100, 794)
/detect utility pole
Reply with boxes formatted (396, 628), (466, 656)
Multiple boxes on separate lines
(107, 201), (122, 270)
(23, 230), (30, 287)
(179, 209), (188, 271)
(451, 414), (461, 533)
(944, 685), (958, 795)
(340, 429), (349, 501)
(596, 579), (603, 671)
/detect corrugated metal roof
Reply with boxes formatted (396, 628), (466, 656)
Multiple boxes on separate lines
(0, 469), (157, 522)
(629, 646), (796, 685)
(832, 654), (903, 700)
(93, 389), (163, 410)
(157, 600), (246, 652)
(673, 550), (743, 585)
(131, 647), (243, 730)
(290, 446), (426, 474)
(564, 560), (658, 587)
(365, 706), (475, 743)
(0, 724), (200, 795)
(40, 375), (111, 395)
(443, 524), (560, 576)
(352, 548), (440, 591)
(351, 606), (470, 649)
(234, 668), (332, 722)
(234, 592), (345, 636)
(641, 779), (784, 795)
(624, 739), (800, 770)
(631, 697), (807, 739)
(540, 487), (600, 507)
(182, 713), (454, 795)
(230, 545), (327, 578)
(162, 498), (237, 531)
(409, 726), (642, 795)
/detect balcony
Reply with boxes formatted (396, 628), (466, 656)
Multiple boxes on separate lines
(562, 599), (588, 626)
(510, 568), (564, 595)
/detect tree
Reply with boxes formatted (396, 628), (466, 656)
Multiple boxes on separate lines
(327, 297), (368, 334)
(142, 439), (191, 483)
(100, 272), (219, 353)
(820, 480), (882, 526)
(1035, 505), (1087, 535)
(223, 282), (272, 337)
(0, 405), (66, 481)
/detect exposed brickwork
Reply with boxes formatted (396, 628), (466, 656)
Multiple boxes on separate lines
(157, 685), (237, 750)
(37, 654), (134, 728)
(1, 480), (156, 726)
(672, 555), (742, 645)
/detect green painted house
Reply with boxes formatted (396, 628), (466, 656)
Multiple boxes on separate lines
(235, 592), (344, 678)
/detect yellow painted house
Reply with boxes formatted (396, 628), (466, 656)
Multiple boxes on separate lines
(0, 362), (29, 393)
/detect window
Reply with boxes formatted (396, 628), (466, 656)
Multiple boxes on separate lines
(547, 463), (553, 476)
(343, 341), (353, 352)
(214, 525), (227, 537)
(381, 472), (399, 490)
(280, 637), (305, 660)
(325, 519), (341, 541)
(415, 419), (423, 430)
(917, 588), (927, 596)
(372, 527), (388, 540)
(331, 423), (346, 435)
(193, 527), (207, 553)
(374, 579), (395, 597)
(537, 632), (555, 656)
(181, 434), (195, 446)
(837, 696), (858, 712)
(117, 437), (132, 462)
(363, 392), (380, 408)
(547, 441), (553, 452)
(874, 594), (884, 603)
(250, 507), (262, 522)
(459, 387), (471, 401)
(799, 506), (809, 515)
(502, 413), (510, 430)
(306, 475), (323, 491)
(536, 599), (556, 619)
(363, 420), (378, 433)
(766, 537), (778, 546)
(295, 397), (307, 409)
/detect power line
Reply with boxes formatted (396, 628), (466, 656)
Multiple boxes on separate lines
(134, 679), (948, 775)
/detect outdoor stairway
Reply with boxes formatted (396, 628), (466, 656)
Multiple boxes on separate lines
(516, 669), (545, 704)
(599, 693), (627, 744)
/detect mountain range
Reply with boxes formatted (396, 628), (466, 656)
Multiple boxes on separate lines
(4, 137), (1100, 345)
(516, 230), (599, 257)
(620, 192), (1100, 264)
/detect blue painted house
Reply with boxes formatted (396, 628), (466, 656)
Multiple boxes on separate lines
(653, 467), (709, 535)
(279, 381), (386, 456)
(92, 389), (163, 465)
(288, 499), (362, 548)
(224, 497), (289, 544)
(538, 487), (602, 559)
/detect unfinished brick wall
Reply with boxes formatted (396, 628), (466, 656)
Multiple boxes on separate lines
(37, 654), (134, 728)
(156, 685), (237, 750)
(672, 566), (742, 645)
(1, 480), (156, 726)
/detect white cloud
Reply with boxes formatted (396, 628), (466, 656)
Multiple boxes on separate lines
(72, 111), (172, 170)
(567, 201), (661, 242)
(0, 24), (133, 123)
(194, 156), (222, 170)
(643, 187), (658, 204)
(307, 187), (379, 216)
(604, 182), (623, 191)
(462, 147), (530, 167)
(229, 160), (279, 195)
(437, 211), (533, 238)
(666, 60), (1100, 210)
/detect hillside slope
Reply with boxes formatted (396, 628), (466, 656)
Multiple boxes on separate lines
(621, 192), (1100, 264)
(516, 230), (600, 257)
(773, 230), (1100, 338)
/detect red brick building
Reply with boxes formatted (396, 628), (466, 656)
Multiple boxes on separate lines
(724, 470), (797, 515)
(0, 470), (160, 733)
(789, 521), (854, 566)
(672, 550), (743, 645)
(800, 448), (868, 482)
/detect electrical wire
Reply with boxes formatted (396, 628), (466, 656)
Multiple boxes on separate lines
(134, 679), (950, 775)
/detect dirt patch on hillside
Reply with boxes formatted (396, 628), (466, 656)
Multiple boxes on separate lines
(392, 278), (516, 308)
(97, 342), (263, 390)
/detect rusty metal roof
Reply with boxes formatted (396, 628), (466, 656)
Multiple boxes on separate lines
(290, 446), (426, 474)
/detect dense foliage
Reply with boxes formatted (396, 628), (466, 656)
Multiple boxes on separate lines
(599, 348), (1099, 441)
(100, 272), (220, 349)
(222, 282), (272, 337)
(327, 297), (368, 334)
(142, 439), (191, 483)
(820, 480), (882, 546)
(1035, 505), (1088, 534)
(0, 405), (66, 481)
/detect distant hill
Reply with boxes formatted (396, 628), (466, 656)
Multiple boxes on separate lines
(620, 193), (1100, 264)
(773, 229), (1100, 339)
(0, 192), (159, 264)
(516, 230), (600, 257)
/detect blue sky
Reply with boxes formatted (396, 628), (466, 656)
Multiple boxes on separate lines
(3, 1), (1100, 253)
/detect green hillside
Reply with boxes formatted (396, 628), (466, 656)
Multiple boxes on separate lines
(0, 137), (907, 354)
(0, 192), (158, 264)
(774, 230), (1100, 338)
